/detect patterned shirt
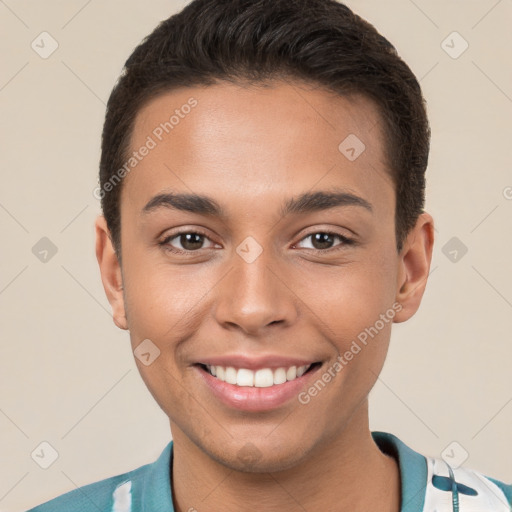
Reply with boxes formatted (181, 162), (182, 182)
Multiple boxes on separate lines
(26, 431), (512, 512)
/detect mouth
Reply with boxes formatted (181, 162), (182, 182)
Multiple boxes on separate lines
(195, 361), (323, 412)
(198, 362), (322, 388)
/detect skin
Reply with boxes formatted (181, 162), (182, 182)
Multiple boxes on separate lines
(95, 80), (434, 512)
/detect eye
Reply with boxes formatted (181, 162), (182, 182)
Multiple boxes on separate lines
(158, 229), (355, 255)
(295, 231), (355, 252)
(159, 230), (217, 253)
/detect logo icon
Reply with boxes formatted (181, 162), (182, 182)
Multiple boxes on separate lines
(32, 237), (58, 263)
(338, 134), (366, 161)
(31, 441), (59, 469)
(31, 32), (59, 59)
(442, 237), (468, 263)
(441, 32), (469, 60)
(236, 236), (263, 264)
(134, 339), (161, 366)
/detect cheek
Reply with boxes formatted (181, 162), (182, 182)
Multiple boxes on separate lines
(123, 262), (211, 339)
(121, 251), (234, 396)
(302, 262), (398, 411)
(292, 251), (398, 347)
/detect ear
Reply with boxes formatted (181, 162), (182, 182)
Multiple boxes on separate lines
(95, 215), (128, 330)
(393, 212), (435, 323)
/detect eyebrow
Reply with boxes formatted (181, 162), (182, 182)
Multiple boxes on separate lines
(141, 189), (373, 218)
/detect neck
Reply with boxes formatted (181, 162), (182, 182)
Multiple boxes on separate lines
(170, 402), (401, 512)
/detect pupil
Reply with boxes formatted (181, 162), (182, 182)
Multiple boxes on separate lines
(312, 233), (333, 250)
(181, 233), (203, 250)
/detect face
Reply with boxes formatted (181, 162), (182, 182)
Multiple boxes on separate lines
(96, 80), (433, 473)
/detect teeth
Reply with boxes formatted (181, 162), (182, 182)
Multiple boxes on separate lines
(236, 368), (254, 386)
(286, 366), (297, 381)
(273, 367), (287, 384)
(296, 365), (307, 377)
(225, 366), (237, 385)
(254, 368), (274, 387)
(204, 364), (312, 387)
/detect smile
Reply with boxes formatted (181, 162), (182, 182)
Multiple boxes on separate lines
(196, 358), (323, 411)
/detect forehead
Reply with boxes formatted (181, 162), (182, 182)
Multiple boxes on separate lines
(122, 80), (393, 217)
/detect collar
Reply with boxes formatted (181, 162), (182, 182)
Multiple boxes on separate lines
(132, 431), (511, 512)
(371, 431), (428, 511)
(136, 431), (427, 512)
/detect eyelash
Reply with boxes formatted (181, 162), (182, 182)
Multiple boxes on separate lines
(158, 229), (355, 255)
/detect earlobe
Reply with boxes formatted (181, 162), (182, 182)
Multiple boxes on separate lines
(393, 212), (435, 323)
(94, 215), (128, 330)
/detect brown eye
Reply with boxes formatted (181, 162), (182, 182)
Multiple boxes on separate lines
(310, 233), (336, 250)
(296, 231), (354, 252)
(177, 233), (204, 251)
(159, 231), (217, 253)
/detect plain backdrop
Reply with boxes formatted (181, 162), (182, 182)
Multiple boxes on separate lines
(1, 0), (511, 510)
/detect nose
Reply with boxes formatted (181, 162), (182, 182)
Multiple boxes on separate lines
(213, 245), (298, 336)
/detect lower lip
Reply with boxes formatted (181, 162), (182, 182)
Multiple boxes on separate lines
(196, 364), (321, 412)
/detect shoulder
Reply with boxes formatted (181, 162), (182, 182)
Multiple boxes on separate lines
(24, 441), (174, 512)
(25, 465), (148, 512)
(372, 431), (512, 511)
(424, 455), (512, 511)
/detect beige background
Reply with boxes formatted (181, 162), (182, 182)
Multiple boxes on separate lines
(1, 0), (511, 510)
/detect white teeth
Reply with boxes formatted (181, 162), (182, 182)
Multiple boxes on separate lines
(286, 366), (297, 381)
(296, 365), (307, 377)
(225, 366), (237, 385)
(205, 364), (313, 387)
(254, 368), (274, 387)
(273, 367), (287, 385)
(236, 368), (254, 386)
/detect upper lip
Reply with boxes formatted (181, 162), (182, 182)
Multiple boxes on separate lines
(197, 354), (319, 371)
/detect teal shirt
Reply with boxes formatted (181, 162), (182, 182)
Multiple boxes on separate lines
(26, 431), (512, 511)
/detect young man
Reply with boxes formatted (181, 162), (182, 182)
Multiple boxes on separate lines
(27, 0), (511, 511)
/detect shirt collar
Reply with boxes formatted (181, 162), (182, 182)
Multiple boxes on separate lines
(371, 431), (427, 512)
(141, 441), (175, 512)
(142, 431), (427, 512)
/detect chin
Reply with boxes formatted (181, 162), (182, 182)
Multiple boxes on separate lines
(205, 437), (310, 474)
